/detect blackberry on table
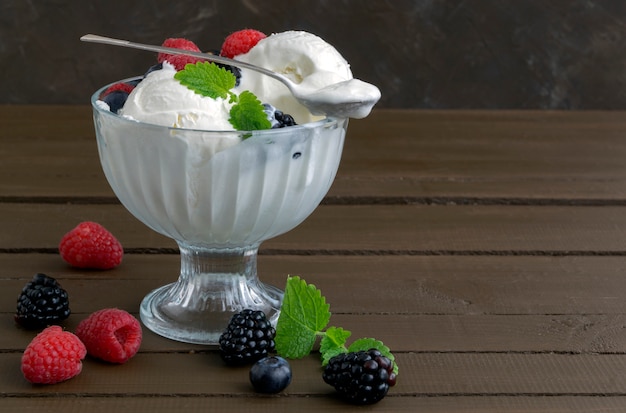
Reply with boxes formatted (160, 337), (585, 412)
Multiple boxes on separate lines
(218, 309), (276, 365)
(15, 273), (71, 329)
(323, 348), (397, 405)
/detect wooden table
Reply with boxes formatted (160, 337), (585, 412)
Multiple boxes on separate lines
(2, 107), (626, 412)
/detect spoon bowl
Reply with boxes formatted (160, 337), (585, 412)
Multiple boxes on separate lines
(80, 34), (380, 119)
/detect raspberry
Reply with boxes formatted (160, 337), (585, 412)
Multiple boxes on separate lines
(15, 273), (70, 329)
(218, 309), (276, 365)
(323, 349), (397, 405)
(59, 221), (123, 270)
(100, 82), (135, 99)
(157, 38), (204, 71)
(75, 308), (142, 364)
(21, 326), (86, 384)
(220, 29), (266, 58)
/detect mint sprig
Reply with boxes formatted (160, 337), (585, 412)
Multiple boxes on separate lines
(173, 62), (271, 131)
(275, 276), (399, 375)
(274, 275), (330, 358)
(229, 91), (272, 131)
(174, 62), (236, 100)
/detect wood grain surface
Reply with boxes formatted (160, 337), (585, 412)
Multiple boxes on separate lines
(2, 107), (626, 412)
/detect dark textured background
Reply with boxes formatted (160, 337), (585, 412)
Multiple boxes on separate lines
(2, 0), (626, 109)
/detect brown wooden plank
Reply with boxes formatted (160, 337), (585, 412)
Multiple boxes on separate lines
(4, 254), (626, 354)
(2, 352), (626, 396)
(6, 312), (626, 354)
(2, 396), (626, 413)
(4, 203), (626, 252)
(4, 107), (626, 200)
(3, 254), (626, 316)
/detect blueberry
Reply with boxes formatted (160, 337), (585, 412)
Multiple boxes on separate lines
(249, 356), (292, 394)
(103, 90), (129, 113)
(144, 62), (163, 77)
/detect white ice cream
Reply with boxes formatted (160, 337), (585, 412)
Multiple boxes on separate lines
(235, 31), (354, 124)
(118, 31), (366, 130)
(120, 62), (236, 131)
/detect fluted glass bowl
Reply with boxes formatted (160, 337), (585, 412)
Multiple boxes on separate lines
(91, 80), (347, 344)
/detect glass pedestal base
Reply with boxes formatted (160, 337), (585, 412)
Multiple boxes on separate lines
(139, 243), (283, 345)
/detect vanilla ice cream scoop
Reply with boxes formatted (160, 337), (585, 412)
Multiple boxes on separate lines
(120, 62), (236, 131)
(235, 31), (354, 123)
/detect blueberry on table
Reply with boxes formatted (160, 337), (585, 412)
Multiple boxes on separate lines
(249, 356), (292, 394)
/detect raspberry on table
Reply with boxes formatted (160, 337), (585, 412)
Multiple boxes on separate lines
(58, 221), (123, 270)
(15, 273), (70, 329)
(220, 29), (266, 58)
(75, 308), (142, 364)
(218, 309), (276, 365)
(21, 326), (86, 384)
(323, 349), (397, 405)
(157, 38), (205, 71)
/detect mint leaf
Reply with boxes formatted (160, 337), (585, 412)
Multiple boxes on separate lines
(275, 276), (331, 359)
(229, 90), (272, 131)
(348, 338), (399, 375)
(320, 326), (351, 365)
(174, 62), (236, 99)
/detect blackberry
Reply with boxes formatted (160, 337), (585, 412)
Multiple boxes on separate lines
(323, 349), (397, 405)
(15, 274), (71, 329)
(218, 309), (276, 365)
(273, 110), (296, 128)
(215, 63), (242, 86)
(262, 104), (297, 128)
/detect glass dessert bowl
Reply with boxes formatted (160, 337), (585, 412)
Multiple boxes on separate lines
(91, 82), (348, 344)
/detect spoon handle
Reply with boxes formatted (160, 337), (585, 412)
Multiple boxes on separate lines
(80, 34), (287, 85)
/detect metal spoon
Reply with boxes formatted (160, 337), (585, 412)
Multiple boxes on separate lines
(80, 34), (380, 119)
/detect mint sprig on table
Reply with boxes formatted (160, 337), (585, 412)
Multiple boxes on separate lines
(275, 276), (399, 375)
(174, 62), (271, 131)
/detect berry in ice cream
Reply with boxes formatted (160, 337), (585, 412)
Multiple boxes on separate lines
(220, 29), (266, 59)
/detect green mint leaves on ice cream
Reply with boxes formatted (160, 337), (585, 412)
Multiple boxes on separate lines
(174, 61), (271, 131)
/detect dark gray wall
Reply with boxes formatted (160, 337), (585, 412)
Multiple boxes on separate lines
(2, 0), (625, 109)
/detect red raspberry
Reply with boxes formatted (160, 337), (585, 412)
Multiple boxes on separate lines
(99, 82), (135, 99)
(21, 326), (86, 384)
(157, 38), (204, 71)
(58, 221), (123, 270)
(75, 308), (142, 364)
(220, 29), (266, 58)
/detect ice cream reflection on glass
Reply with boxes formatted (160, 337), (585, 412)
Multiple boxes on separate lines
(87, 29), (380, 344)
